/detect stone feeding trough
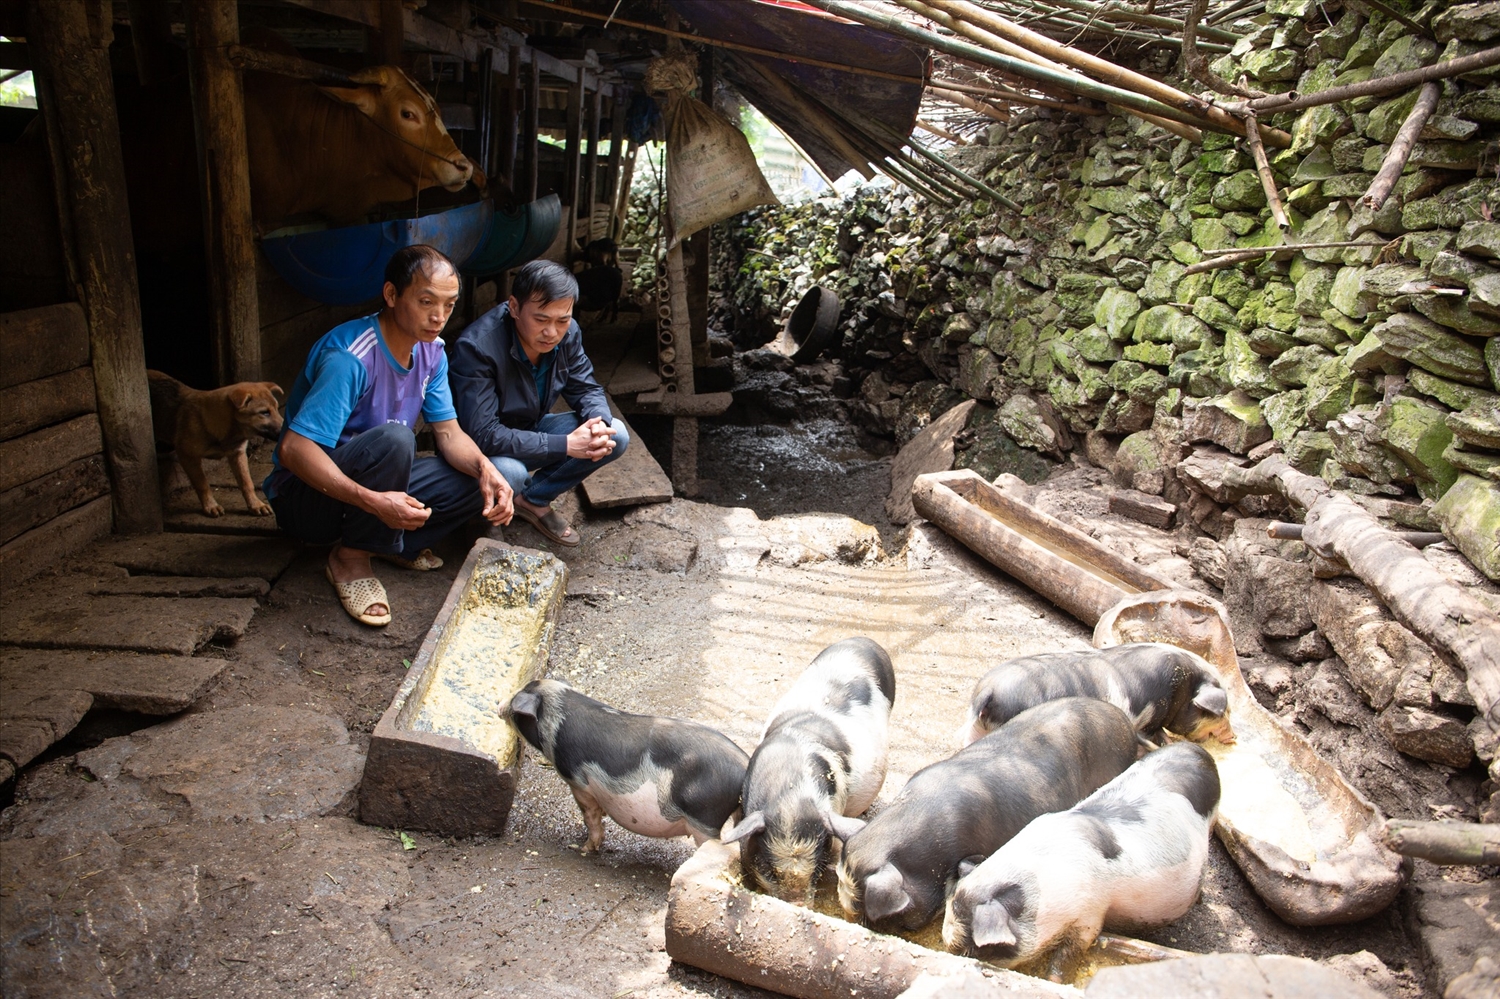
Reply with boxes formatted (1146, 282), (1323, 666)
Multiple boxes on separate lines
(912, 469), (1407, 925)
(358, 539), (567, 836)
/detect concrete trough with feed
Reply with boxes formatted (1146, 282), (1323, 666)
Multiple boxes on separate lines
(358, 538), (567, 837)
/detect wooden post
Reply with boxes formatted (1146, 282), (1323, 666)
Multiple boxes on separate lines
(604, 94), (626, 235)
(612, 141), (636, 241)
(564, 79), (585, 256)
(582, 88), (601, 245)
(686, 49), (714, 359)
(476, 47), (495, 178)
(523, 54), (540, 202)
(379, 0), (405, 66)
(125, 0), (175, 87)
(497, 44), (522, 194)
(27, 0), (162, 534)
(184, 0), (261, 386)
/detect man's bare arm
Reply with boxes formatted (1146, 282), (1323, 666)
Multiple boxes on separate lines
(279, 429), (430, 530)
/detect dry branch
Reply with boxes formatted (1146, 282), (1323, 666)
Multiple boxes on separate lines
(1243, 109), (1288, 228)
(1364, 82), (1440, 211)
(1184, 240), (1391, 274)
(1384, 820), (1500, 866)
(924, 0), (1290, 146)
(1235, 45), (1500, 114)
(916, 119), (971, 144)
(1178, 0), (1209, 77)
(931, 86), (1014, 123)
(1223, 457), (1500, 735)
(1049, 0), (1239, 43)
(930, 78), (1107, 115)
(1108, 104), (1204, 142)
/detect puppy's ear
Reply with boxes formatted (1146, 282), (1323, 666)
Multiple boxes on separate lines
(229, 387), (254, 409)
(266, 383), (286, 401)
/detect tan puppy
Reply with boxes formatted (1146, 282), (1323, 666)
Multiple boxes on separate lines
(148, 371), (284, 517)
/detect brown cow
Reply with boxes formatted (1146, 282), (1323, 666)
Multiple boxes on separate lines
(244, 64), (486, 226)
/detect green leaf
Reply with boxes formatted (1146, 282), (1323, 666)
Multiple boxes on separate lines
(398, 831), (416, 851)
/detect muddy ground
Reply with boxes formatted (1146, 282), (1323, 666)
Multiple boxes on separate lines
(0, 398), (1458, 999)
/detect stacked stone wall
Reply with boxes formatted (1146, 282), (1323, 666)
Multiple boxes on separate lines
(715, 0), (1500, 580)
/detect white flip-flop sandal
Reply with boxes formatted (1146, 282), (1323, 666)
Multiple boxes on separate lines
(376, 548), (444, 571)
(324, 566), (392, 626)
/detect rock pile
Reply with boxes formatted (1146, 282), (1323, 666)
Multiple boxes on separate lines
(715, 0), (1500, 583)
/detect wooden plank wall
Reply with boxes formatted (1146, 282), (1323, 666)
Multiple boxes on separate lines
(0, 302), (113, 585)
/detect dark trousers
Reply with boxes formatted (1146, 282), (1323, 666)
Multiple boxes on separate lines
(271, 424), (485, 558)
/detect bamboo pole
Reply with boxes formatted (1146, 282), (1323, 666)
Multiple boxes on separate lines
(923, 0), (1289, 146)
(847, 104), (1024, 210)
(929, 79), (1106, 115)
(27, 0), (163, 533)
(934, 87), (1013, 123)
(1047, 0), (1239, 44)
(1363, 82), (1440, 211)
(184, 0), (261, 385)
(1242, 110), (1288, 229)
(917, 119), (972, 144)
(805, 0), (1227, 135)
(1236, 46), (1500, 114)
(1109, 104), (1204, 142)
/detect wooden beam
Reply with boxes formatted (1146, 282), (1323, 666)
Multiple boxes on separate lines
(497, 44), (522, 191)
(184, 0), (262, 385)
(604, 94), (626, 234)
(379, 0), (404, 66)
(582, 87), (601, 245)
(0, 303), (90, 389)
(564, 79), (584, 254)
(27, 0), (162, 534)
(523, 54), (540, 202)
(124, 0), (174, 87)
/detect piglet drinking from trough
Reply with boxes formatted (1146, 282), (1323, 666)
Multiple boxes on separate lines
(943, 741), (1220, 979)
(834, 697), (1139, 932)
(507, 679), (748, 853)
(961, 642), (1232, 748)
(723, 637), (896, 906)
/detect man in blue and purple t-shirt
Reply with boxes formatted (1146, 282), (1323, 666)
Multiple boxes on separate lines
(265, 245), (512, 627)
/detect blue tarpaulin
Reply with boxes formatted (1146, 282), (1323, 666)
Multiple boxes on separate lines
(668, 0), (929, 181)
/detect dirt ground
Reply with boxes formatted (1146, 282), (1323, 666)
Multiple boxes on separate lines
(0, 413), (1450, 999)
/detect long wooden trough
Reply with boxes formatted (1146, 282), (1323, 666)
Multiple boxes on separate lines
(358, 539), (567, 836)
(912, 469), (1407, 925)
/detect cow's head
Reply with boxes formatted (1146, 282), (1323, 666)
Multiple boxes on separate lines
(318, 67), (480, 194)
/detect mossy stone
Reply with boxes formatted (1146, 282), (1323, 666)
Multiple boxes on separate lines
(1123, 341), (1176, 366)
(1406, 368), (1499, 411)
(1372, 312), (1491, 385)
(1134, 305), (1183, 344)
(1244, 46), (1301, 82)
(1142, 261), (1187, 306)
(1191, 218), (1235, 252)
(1294, 266), (1337, 316)
(1095, 287), (1143, 339)
(1373, 35), (1439, 77)
(1263, 389), (1311, 441)
(1330, 266), (1375, 318)
(1198, 149), (1249, 175)
(1270, 344), (1336, 387)
(1071, 324), (1124, 364)
(1379, 396), (1459, 496)
(1212, 171), (1267, 212)
(1429, 475), (1500, 579)
(1193, 296), (1244, 335)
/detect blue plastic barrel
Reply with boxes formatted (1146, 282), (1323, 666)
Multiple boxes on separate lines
(460, 194), (563, 277)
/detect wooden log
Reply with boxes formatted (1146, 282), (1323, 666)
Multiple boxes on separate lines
(611, 141), (636, 242)
(603, 93), (626, 232)
(1384, 819), (1500, 866)
(1225, 456), (1500, 733)
(1267, 521), (1444, 548)
(1109, 489), (1177, 529)
(0, 415), (104, 493)
(0, 494), (111, 591)
(0, 302), (89, 390)
(913, 470), (1172, 626)
(1364, 83), (1440, 211)
(498, 44), (521, 191)
(225, 45), (357, 86)
(0, 367), (97, 442)
(0, 454), (109, 546)
(27, 0), (162, 533)
(184, 0), (262, 385)
(378, 0), (403, 67)
(1237, 46), (1500, 115)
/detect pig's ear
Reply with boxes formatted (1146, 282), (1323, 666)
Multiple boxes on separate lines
(971, 900), (1018, 949)
(819, 807), (866, 843)
(956, 855), (984, 880)
(509, 690), (541, 721)
(721, 812), (765, 844)
(862, 863), (911, 923)
(1193, 684), (1228, 716)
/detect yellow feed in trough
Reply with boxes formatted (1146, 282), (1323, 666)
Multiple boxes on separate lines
(408, 551), (558, 768)
(1204, 731), (1319, 865)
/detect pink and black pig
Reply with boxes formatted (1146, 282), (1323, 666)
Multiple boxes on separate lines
(833, 697), (1139, 932)
(722, 637), (895, 906)
(960, 642), (1233, 747)
(507, 679), (749, 853)
(943, 741), (1220, 979)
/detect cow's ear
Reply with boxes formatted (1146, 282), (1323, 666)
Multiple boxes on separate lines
(317, 82), (382, 118)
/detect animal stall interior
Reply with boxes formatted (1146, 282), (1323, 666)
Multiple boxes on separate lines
(0, 1), (1497, 998)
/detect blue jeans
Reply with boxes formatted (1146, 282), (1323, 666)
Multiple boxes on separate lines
(491, 413), (630, 505)
(270, 423), (486, 558)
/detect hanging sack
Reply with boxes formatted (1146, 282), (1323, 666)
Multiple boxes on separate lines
(644, 53), (778, 246)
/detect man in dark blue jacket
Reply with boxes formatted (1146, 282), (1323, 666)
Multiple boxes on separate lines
(450, 260), (629, 547)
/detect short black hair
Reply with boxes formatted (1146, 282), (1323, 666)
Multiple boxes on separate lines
(385, 244), (457, 295)
(510, 259), (579, 306)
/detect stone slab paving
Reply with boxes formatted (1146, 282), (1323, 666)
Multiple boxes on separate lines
(0, 592), (258, 655)
(89, 532), (300, 581)
(0, 648), (227, 714)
